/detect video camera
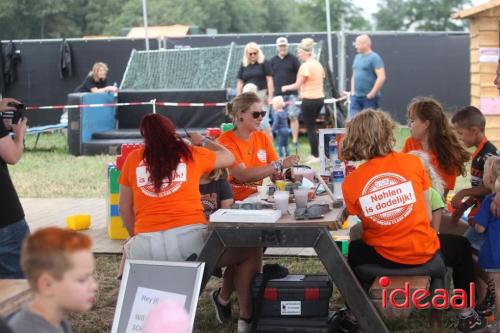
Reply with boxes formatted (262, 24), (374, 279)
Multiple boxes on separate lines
(1, 103), (25, 130)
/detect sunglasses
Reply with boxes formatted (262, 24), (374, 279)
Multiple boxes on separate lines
(248, 52), (258, 56)
(251, 111), (266, 119)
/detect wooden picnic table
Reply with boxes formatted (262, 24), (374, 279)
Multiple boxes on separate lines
(198, 195), (389, 333)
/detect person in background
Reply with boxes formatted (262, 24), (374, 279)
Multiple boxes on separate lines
(403, 97), (470, 198)
(74, 62), (118, 93)
(449, 106), (498, 316)
(270, 37), (301, 150)
(8, 227), (97, 333)
(347, 34), (386, 118)
(271, 96), (290, 158)
(282, 38), (325, 164)
(473, 156), (500, 329)
(236, 43), (274, 139)
(0, 97), (29, 279)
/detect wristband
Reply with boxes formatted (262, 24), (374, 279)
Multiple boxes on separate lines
(271, 160), (283, 173)
(200, 137), (210, 147)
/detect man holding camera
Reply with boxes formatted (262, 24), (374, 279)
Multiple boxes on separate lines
(0, 97), (29, 278)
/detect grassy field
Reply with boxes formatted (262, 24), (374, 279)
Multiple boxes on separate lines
(11, 129), (468, 332)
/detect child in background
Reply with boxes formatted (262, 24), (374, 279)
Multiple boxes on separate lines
(200, 168), (234, 219)
(271, 96), (290, 158)
(473, 156), (500, 328)
(451, 106), (498, 316)
(8, 227), (97, 333)
(403, 97), (470, 198)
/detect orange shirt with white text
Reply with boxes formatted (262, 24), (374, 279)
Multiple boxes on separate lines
(217, 130), (278, 200)
(402, 137), (458, 190)
(119, 146), (216, 234)
(342, 152), (440, 265)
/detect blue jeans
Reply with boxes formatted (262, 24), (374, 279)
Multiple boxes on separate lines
(349, 95), (379, 118)
(275, 128), (290, 158)
(283, 94), (301, 119)
(0, 219), (30, 279)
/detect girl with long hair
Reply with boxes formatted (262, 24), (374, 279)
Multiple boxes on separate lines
(119, 114), (261, 332)
(403, 96), (470, 198)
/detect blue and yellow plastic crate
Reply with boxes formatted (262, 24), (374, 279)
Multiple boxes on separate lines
(107, 164), (129, 240)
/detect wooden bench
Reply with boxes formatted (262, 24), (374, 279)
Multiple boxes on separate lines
(0, 279), (32, 317)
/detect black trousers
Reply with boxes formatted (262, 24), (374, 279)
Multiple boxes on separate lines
(301, 98), (324, 157)
(348, 234), (475, 295)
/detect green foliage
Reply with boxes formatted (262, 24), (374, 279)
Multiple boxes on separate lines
(374, 0), (472, 31)
(0, 0), (372, 39)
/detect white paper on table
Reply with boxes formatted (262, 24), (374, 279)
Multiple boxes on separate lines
(210, 209), (281, 223)
(125, 287), (187, 333)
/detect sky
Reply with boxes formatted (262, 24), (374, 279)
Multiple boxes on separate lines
(351, 0), (490, 19)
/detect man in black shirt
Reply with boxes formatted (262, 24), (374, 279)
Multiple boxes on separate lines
(270, 37), (301, 149)
(0, 97), (29, 278)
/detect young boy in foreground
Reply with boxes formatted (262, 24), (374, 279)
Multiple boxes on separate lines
(8, 227), (97, 333)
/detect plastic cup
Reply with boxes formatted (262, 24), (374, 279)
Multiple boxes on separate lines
(275, 180), (286, 191)
(294, 188), (309, 209)
(274, 191), (290, 215)
(257, 185), (268, 200)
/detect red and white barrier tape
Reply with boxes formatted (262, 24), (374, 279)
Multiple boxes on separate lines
(23, 96), (349, 111)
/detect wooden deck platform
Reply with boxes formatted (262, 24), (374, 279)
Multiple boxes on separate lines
(21, 198), (123, 254)
(0, 279), (31, 317)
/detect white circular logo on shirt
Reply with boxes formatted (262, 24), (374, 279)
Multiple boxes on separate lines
(135, 161), (187, 198)
(257, 149), (267, 163)
(358, 173), (416, 226)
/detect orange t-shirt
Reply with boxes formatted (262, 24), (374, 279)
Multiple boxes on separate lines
(298, 59), (325, 99)
(217, 130), (278, 200)
(402, 137), (458, 190)
(342, 152), (440, 265)
(118, 146), (216, 234)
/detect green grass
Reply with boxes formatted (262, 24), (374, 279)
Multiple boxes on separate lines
(10, 132), (114, 198)
(70, 255), (458, 333)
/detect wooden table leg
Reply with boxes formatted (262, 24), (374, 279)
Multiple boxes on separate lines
(314, 228), (389, 333)
(197, 230), (226, 292)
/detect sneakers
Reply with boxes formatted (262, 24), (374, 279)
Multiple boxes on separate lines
(330, 307), (359, 333)
(477, 280), (496, 316)
(237, 318), (252, 333)
(457, 309), (487, 333)
(211, 288), (232, 324)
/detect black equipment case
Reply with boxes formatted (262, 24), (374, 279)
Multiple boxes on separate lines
(252, 274), (333, 318)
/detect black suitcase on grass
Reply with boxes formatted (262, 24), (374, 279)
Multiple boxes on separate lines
(252, 274), (332, 318)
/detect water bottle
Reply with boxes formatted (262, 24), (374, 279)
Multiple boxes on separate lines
(328, 135), (338, 165)
(331, 160), (345, 200)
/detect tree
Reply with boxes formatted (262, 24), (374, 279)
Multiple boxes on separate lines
(374, 0), (472, 31)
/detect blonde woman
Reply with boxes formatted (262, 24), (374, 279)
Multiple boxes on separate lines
(282, 38), (325, 163)
(75, 62), (118, 93)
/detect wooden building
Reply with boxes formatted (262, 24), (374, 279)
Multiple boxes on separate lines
(454, 0), (500, 146)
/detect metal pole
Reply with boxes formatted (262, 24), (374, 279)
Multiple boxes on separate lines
(142, 0), (150, 51)
(325, 0), (334, 73)
(338, 15), (346, 93)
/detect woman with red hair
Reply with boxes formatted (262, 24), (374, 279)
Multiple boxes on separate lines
(119, 114), (261, 332)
